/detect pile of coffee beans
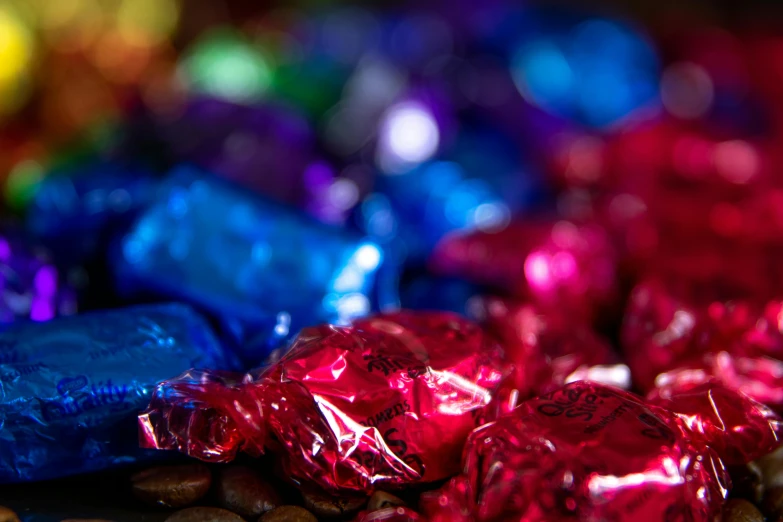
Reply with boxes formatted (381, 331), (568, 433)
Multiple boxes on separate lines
(3, 449), (783, 521)
(55, 460), (417, 522)
(719, 447), (783, 522)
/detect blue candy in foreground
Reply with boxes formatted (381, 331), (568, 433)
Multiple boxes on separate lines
(113, 167), (384, 361)
(0, 303), (234, 483)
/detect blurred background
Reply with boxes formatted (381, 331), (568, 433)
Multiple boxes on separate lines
(3, 0), (783, 518)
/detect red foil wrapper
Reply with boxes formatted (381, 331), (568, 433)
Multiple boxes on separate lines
(139, 311), (511, 495)
(469, 296), (630, 404)
(429, 220), (617, 320)
(420, 381), (782, 522)
(555, 118), (783, 301)
(621, 279), (783, 396)
(650, 352), (783, 413)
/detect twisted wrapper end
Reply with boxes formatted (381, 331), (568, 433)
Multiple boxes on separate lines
(138, 369), (268, 462)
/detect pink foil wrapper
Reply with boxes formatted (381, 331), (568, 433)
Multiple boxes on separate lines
(649, 352), (783, 413)
(429, 221), (618, 321)
(420, 381), (782, 522)
(621, 279), (783, 399)
(469, 296), (630, 406)
(139, 311), (511, 495)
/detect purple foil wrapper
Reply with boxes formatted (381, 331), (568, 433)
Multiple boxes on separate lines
(150, 97), (316, 206)
(0, 233), (77, 324)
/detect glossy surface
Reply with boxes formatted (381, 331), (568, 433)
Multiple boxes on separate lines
(430, 220), (617, 320)
(148, 98), (315, 209)
(113, 166), (384, 360)
(421, 381), (782, 522)
(621, 280), (783, 402)
(0, 232), (77, 324)
(26, 161), (160, 265)
(0, 303), (234, 483)
(139, 311), (510, 494)
(471, 296), (629, 406)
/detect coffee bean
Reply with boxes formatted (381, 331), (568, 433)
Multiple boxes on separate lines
(131, 463), (212, 508)
(165, 507), (244, 522)
(367, 491), (406, 511)
(763, 486), (783, 519)
(0, 507), (19, 522)
(259, 506), (318, 522)
(759, 446), (783, 489)
(216, 465), (281, 519)
(723, 499), (764, 522)
(302, 491), (366, 519)
(729, 463), (764, 504)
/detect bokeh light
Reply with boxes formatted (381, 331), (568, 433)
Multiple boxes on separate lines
(660, 62), (714, 120)
(0, 5), (34, 116)
(377, 102), (440, 173)
(511, 16), (659, 129)
(182, 28), (272, 104)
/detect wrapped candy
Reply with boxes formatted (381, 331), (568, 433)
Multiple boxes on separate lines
(143, 97), (315, 206)
(0, 303), (235, 483)
(649, 352), (783, 412)
(369, 123), (543, 262)
(470, 296), (629, 404)
(26, 160), (161, 266)
(139, 311), (511, 495)
(621, 279), (783, 396)
(113, 166), (384, 361)
(430, 220), (617, 320)
(420, 381), (782, 522)
(0, 231), (77, 323)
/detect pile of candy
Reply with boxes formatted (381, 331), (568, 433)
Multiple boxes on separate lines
(3, 2), (783, 521)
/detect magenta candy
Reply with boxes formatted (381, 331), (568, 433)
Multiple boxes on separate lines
(421, 381), (782, 522)
(139, 311), (512, 495)
(430, 220), (617, 321)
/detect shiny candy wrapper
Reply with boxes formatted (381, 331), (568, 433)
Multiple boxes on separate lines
(621, 279), (783, 394)
(146, 98), (315, 207)
(139, 311), (511, 494)
(649, 352), (783, 413)
(0, 232), (77, 323)
(0, 303), (234, 483)
(430, 220), (617, 320)
(113, 166), (384, 360)
(26, 161), (160, 266)
(470, 296), (629, 404)
(420, 381), (782, 522)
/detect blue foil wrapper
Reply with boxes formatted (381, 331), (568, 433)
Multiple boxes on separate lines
(0, 303), (234, 483)
(113, 166), (384, 361)
(367, 125), (545, 262)
(26, 160), (160, 266)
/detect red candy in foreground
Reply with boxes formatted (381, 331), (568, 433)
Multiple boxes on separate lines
(430, 220), (617, 320)
(622, 280), (783, 406)
(139, 311), (511, 494)
(470, 296), (629, 405)
(420, 381), (782, 522)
